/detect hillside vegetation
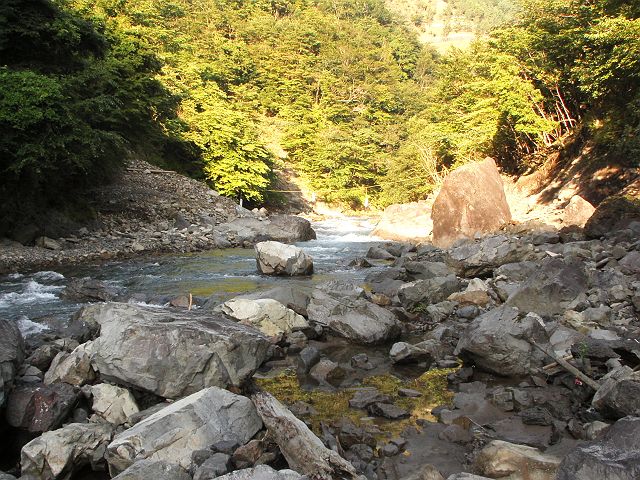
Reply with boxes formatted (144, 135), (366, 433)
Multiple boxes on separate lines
(1, 0), (638, 233)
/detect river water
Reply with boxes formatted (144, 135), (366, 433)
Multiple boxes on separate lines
(0, 217), (385, 338)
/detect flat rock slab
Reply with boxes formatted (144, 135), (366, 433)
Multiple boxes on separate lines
(83, 302), (271, 399)
(112, 460), (191, 480)
(106, 387), (262, 474)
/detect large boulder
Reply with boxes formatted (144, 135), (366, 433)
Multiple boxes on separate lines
(214, 215), (316, 245)
(556, 416), (640, 480)
(112, 460), (191, 480)
(6, 382), (78, 432)
(0, 318), (24, 406)
(82, 303), (271, 399)
(21, 422), (114, 480)
(506, 257), (588, 316)
(372, 201), (433, 242)
(584, 195), (640, 239)
(220, 298), (308, 337)
(473, 440), (560, 480)
(455, 306), (550, 377)
(255, 241), (313, 276)
(307, 286), (401, 345)
(432, 158), (511, 248)
(591, 367), (640, 419)
(397, 275), (460, 310)
(106, 387), (262, 474)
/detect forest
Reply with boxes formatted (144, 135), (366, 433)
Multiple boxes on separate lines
(1, 0), (639, 225)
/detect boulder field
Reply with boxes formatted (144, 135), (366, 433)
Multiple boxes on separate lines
(2, 188), (640, 479)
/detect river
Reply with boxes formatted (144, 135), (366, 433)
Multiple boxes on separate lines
(0, 216), (385, 338)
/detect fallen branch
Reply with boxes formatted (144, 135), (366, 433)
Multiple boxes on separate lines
(529, 340), (601, 391)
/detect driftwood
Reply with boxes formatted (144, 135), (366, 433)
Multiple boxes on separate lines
(251, 390), (361, 480)
(529, 340), (601, 391)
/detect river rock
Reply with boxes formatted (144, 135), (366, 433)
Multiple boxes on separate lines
(44, 342), (95, 386)
(366, 246), (396, 260)
(0, 318), (24, 406)
(556, 416), (640, 480)
(397, 275), (461, 310)
(112, 460), (191, 480)
(446, 235), (535, 278)
(389, 340), (438, 365)
(60, 278), (120, 302)
(82, 303), (271, 399)
(215, 465), (302, 480)
(106, 387), (262, 474)
(473, 440), (561, 480)
(255, 241), (313, 276)
(236, 285), (312, 317)
(506, 257), (588, 316)
(455, 306), (550, 377)
(307, 288), (400, 345)
(372, 201), (433, 242)
(214, 215), (315, 245)
(368, 402), (409, 419)
(349, 388), (392, 409)
(591, 366), (640, 418)
(220, 298), (308, 337)
(89, 383), (139, 425)
(21, 422), (114, 480)
(6, 382), (78, 432)
(432, 158), (511, 248)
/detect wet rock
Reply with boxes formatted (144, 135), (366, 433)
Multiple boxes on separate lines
(44, 342), (95, 386)
(106, 387), (262, 474)
(473, 440), (561, 480)
(455, 306), (550, 377)
(89, 383), (139, 425)
(21, 422), (114, 480)
(255, 241), (313, 276)
(0, 318), (24, 406)
(60, 278), (120, 302)
(112, 460), (191, 480)
(446, 235), (535, 278)
(556, 416), (640, 480)
(194, 453), (231, 479)
(398, 275), (461, 310)
(562, 195), (595, 227)
(432, 158), (511, 248)
(506, 257), (589, 316)
(351, 353), (375, 370)
(83, 303), (271, 399)
(214, 465), (302, 480)
(221, 298), (308, 337)
(389, 340), (438, 365)
(308, 288), (400, 345)
(6, 382), (78, 432)
(349, 388), (392, 409)
(310, 359), (345, 387)
(591, 366), (640, 418)
(368, 402), (409, 419)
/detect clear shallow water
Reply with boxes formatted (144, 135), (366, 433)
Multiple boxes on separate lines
(0, 217), (386, 337)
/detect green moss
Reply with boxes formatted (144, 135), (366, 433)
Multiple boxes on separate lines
(256, 368), (456, 438)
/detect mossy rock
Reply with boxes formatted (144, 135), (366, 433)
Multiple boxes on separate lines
(584, 195), (640, 239)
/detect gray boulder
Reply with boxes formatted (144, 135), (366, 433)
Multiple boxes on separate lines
(445, 235), (535, 277)
(106, 387), (262, 474)
(6, 382), (78, 432)
(397, 275), (460, 310)
(60, 278), (120, 302)
(432, 158), (511, 248)
(455, 306), (550, 377)
(215, 465), (302, 480)
(307, 288), (400, 345)
(556, 416), (640, 480)
(0, 318), (24, 406)
(255, 241), (313, 276)
(21, 422), (114, 480)
(214, 215), (315, 245)
(506, 257), (589, 316)
(591, 367), (640, 419)
(112, 460), (191, 480)
(82, 303), (271, 399)
(389, 340), (439, 365)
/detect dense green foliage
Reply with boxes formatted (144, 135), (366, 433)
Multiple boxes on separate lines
(1, 0), (638, 225)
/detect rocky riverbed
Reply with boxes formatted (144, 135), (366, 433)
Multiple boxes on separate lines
(1, 210), (640, 480)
